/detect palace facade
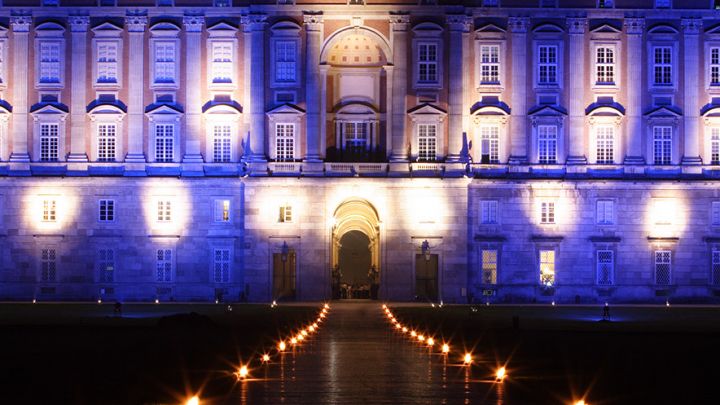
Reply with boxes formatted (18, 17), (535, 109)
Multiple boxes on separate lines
(1, 0), (720, 303)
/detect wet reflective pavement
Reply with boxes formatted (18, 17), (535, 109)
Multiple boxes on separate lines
(230, 301), (505, 405)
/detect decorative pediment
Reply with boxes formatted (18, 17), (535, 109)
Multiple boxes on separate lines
(335, 102), (377, 120)
(644, 106), (682, 119)
(35, 21), (66, 36)
(87, 98), (127, 115)
(647, 24), (679, 35)
(91, 21), (123, 37)
(407, 103), (447, 119)
(586, 102), (625, 117)
(528, 105), (567, 126)
(30, 103), (69, 115)
(145, 103), (184, 116)
(475, 23), (506, 33)
(706, 24), (720, 35)
(0, 25), (8, 38)
(533, 23), (564, 33)
(266, 103), (305, 116)
(0, 99), (11, 114)
(207, 21), (238, 37)
(412, 22), (443, 36)
(590, 22), (622, 34)
(149, 21), (181, 37)
(202, 99), (242, 114)
(470, 102), (510, 116)
(270, 20), (301, 35)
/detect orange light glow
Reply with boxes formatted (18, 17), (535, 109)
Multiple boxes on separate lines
(410, 331), (417, 337)
(402, 327), (408, 333)
(262, 354), (270, 362)
(463, 353), (472, 365)
(417, 335), (425, 342)
(309, 325), (315, 332)
(290, 337), (298, 345)
(574, 401), (587, 405)
(496, 366), (506, 380)
(297, 334), (304, 342)
(442, 344), (450, 353)
(301, 330), (308, 336)
(382, 304), (387, 309)
(278, 341), (286, 351)
(237, 365), (249, 379)
(324, 303), (330, 309)
(395, 323), (401, 329)
(186, 396), (200, 405)
(426, 337), (434, 346)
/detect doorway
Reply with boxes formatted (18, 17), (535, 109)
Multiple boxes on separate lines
(272, 251), (296, 301)
(415, 253), (438, 301)
(337, 230), (373, 299)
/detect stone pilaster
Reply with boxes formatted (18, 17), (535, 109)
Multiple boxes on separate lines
(183, 15), (204, 163)
(624, 18), (645, 165)
(9, 15), (31, 163)
(125, 14), (147, 163)
(243, 14), (268, 162)
(68, 16), (90, 162)
(389, 14), (409, 162)
(566, 18), (588, 165)
(446, 15), (471, 162)
(304, 13), (323, 162)
(682, 18), (702, 166)
(383, 65), (394, 159)
(508, 17), (529, 164)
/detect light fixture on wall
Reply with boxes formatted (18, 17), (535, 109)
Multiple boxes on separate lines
(421, 240), (431, 261)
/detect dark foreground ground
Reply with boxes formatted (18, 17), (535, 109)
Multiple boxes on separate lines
(1, 302), (719, 404)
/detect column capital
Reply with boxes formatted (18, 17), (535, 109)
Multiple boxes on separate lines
(507, 17), (529, 34)
(183, 15), (204, 32)
(303, 13), (324, 31)
(125, 14), (148, 33)
(69, 16), (90, 32)
(624, 18), (644, 35)
(10, 15), (32, 33)
(389, 13), (410, 31)
(567, 17), (587, 35)
(681, 18), (702, 35)
(446, 15), (472, 32)
(242, 14), (268, 32)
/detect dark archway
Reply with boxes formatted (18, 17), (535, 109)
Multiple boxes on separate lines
(338, 230), (372, 299)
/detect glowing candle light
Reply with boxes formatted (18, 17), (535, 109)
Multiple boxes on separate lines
(290, 337), (298, 345)
(574, 401), (587, 405)
(666, 300), (670, 307)
(442, 343), (450, 354)
(301, 330), (308, 336)
(551, 301), (556, 306)
(324, 303), (330, 309)
(496, 366), (506, 381)
(278, 341), (286, 351)
(309, 325), (315, 332)
(237, 365), (249, 379)
(427, 337), (434, 346)
(32, 299), (36, 304)
(262, 354), (270, 363)
(97, 299), (102, 304)
(155, 298), (159, 304)
(320, 313), (326, 319)
(186, 396), (200, 405)
(382, 304), (387, 309)
(463, 353), (472, 365)
(312, 323), (318, 328)
(395, 323), (401, 329)
(410, 331), (417, 337)
(297, 334), (304, 342)
(418, 335), (425, 342)
(402, 327), (408, 333)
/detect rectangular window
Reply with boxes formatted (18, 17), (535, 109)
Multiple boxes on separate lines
(596, 250), (614, 285)
(418, 43), (438, 84)
(653, 126), (672, 165)
(213, 248), (231, 283)
(654, 0), (671, 8)
(537, 45), (558, 85)
(596, 200), (614, 225)
(157, 200), (172, 222)
(214, 199), (231, 222)
(597, 0), (614, 7)
(97, 123), (116, 162)
(481, 250), (498, 284)
(211, 42), (233, 83)
(480, 200), (498, 224)
(653, 47), (673, 85)
(596, 126), (615, 164)
(41, 248), (57, 282)
(712, 128), (720, 165)
(540, 201), (555, 224)
(712, 201), (720, 225)
(343, 122), (369, 154)
(479, 45), (500, 84)
(39, 41), (61, 84)
(212, 124), (232, 163)
(539, 249), (555, 286)
(275, 41), (297, 83)
(97, 42), (118, 83)
(279, 204), (293, 223)
(98, 199), (115, 222)
(712, 249), (720, 286)
(97, 249), (115, 283)
(479, 125), (499, 164)
(275, 123), (295, 161)
(156, 249), (173, 282)
(711, 48), (720, 86)
(538, 125), (557, 164)
(42, 199), (57, 222)
(154, 42), (176, 84)
(40, 123), (59, 162)
(154, 124), (174, 162)
(595, 47), (615, 84)
(418, 124), (437, 162)
(654, 250), (671, 285)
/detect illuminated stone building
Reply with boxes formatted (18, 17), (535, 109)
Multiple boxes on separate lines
(1, 0), (720, 303)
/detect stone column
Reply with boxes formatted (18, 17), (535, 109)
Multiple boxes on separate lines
(182, 15), (204, 163)
(623, 18), (645, 165)
(566, 18), (588, 165)
(243, 14), (267, 162)
(319, 64), (329, 158)
(446, 15), (471, 162)
(304, 13), (323, 162)
(67, 16), (90, 162)
(682, 18), (702, 166)
(9, 15), (31, 163)
(461, 20), (472, 156)
(508, 17), (529, 164)
(383, 65), (394, 158)
(389, 14), (409, 162)
(125, 14), (147, 163)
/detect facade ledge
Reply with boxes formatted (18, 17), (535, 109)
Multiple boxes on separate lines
(474, 235), (507, 242)
(588, 236), (622, 243)
(530, 235), (564, 242)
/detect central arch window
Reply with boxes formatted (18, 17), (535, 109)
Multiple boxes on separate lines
(212, 124), (232, 163)
(343, 122), (369, 155)
(596, 126), (615, 164)
(275, 123), (295, 161)
(418, 124), (437, 162)
(479, 125), (499, 164)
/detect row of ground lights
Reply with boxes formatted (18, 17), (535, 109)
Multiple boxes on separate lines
(382, 305), (588, 405)
(185, 303), (331, 405)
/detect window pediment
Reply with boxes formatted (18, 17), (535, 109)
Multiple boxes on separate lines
(589, 21), (622, 34)
(91, 21), (123, 38)
(0, 99), (11, 115)
(648, 23), (679, 35)
(266, 103), (305, 116)
(335, 102), (377, 121)
(145, 104), (184, 120)
(207, 21), (238, 37)
(149, 21), (181, 37)
(412, 22), (443, 36)
(408, 103), (447, 123)
(86, 99), (127, 115)
(202, 98), (243, 114)
(645, 106), (682, 127)
(35, 21), (65, 37)
(529, 105), (566, 126)
(270, 20), (301, 35)
(475, 23), (506, 34)
(533, 23), (564, 34)
(30, 102), (69, 116)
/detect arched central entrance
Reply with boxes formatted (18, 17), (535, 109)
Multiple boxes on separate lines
(331, 198), (381, 300)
